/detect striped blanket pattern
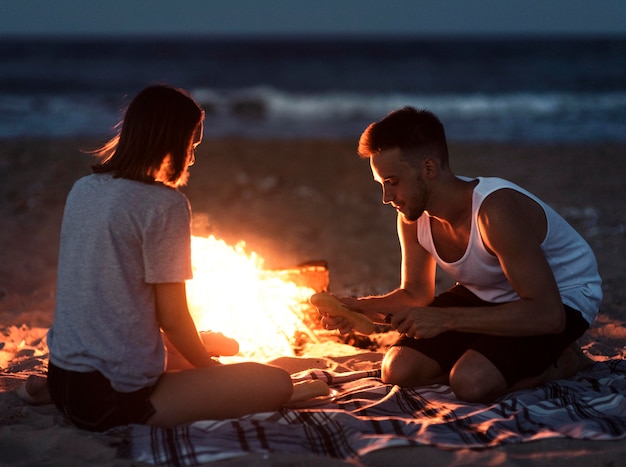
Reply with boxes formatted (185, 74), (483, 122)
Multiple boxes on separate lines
(122, 359), (626, 465)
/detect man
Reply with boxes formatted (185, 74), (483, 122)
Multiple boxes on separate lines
(318, 107), (602, 403)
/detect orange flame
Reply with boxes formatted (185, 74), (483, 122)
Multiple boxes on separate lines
(186, 235), (318, 362)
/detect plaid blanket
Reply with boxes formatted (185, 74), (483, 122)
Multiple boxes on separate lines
(121, 359), (626, 465)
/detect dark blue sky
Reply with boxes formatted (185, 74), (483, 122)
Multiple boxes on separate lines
(2, 0), (626, 37)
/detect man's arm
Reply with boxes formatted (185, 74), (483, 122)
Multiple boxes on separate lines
(474, 189), (565, 334)
(155, 282), (220, 368)
(323, 214), (436, 330)
(391, 189), (566, 339)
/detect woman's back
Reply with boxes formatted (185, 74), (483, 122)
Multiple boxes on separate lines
(48, 173), (193, 392)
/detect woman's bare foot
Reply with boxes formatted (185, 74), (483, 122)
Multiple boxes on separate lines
(15, 374), (51, 405)
(287, 379), (330, 404)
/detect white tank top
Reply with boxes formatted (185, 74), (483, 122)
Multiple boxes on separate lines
(416, 177), (602, 324)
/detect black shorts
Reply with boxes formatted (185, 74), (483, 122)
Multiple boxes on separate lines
(392, 285), (590, 387)
(47, 361), (156, 432)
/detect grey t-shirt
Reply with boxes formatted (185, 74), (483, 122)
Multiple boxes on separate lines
(48, 173), (193, 392)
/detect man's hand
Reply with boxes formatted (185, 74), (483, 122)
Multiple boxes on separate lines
(310, 292), (375, 335)
(320, 312), (356, 335)
(388, 307), (449, 339)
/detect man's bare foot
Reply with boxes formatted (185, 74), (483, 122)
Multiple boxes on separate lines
(543, 342), (593, 382)
(15, 374), (51, 405)
(507, 342), (592, 395)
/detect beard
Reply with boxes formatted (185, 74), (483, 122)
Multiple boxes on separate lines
(401, 206), (425, 223)
(400, 177), (429, 222)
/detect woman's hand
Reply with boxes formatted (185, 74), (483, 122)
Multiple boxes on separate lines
(199, 331), (239, 357)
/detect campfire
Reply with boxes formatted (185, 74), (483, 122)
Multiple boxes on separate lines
(186, 235), (329, 362)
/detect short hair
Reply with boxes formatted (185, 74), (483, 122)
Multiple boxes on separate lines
(92, 84), (204, 187)
(358, 107), (449, 169)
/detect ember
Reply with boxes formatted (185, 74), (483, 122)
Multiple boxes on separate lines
(186, 235), (328, 362)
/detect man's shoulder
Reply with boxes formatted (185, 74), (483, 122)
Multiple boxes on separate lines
(475, 176), (517, 191)
(475, 177), (541, 205)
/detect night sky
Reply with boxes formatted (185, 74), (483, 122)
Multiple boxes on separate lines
(2, 0), (625, 37)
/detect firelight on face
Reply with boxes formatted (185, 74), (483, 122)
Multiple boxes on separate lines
(370, 148), (428, 222)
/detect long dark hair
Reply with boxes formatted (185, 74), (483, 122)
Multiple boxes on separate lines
(92, 84), (204, 187)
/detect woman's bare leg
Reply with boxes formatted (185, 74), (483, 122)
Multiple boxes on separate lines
(147, 362), (293, 427)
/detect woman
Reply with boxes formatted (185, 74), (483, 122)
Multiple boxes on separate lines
(40, 84), (293, 431)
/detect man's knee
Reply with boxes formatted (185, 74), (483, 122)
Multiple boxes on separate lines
(449, 351), (506, 403)
(381, 348), (414, 386)
(449, 373), (489, 403)
(381, 346), (445, 387)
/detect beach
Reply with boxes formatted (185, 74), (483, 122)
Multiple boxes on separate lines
(1, 136), (625, 465)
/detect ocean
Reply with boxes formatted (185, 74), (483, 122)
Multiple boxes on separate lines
(1, 36), (625, 142)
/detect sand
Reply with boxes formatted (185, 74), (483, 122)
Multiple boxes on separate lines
(1, 136), (625, 465)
